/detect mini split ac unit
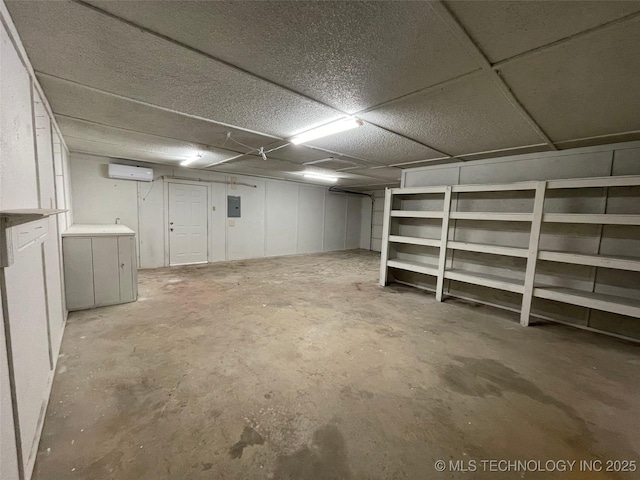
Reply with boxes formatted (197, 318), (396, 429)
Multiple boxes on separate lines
(108, 164), (153, 182)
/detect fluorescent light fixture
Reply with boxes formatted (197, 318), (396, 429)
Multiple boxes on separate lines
(290, 117), (363, 145)
(304, 173), (338, 182)
(181, 153), (203, 167)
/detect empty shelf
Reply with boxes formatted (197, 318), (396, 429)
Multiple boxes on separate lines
(390, 210), (444, 219)
(449, 212), (533, 222)
(389, 235), (441, 247)
(447, 241), (528, 258)
(0, 209), (67, 227)
(451, 181), (539, 193)
(391, 186), (448, 195)
(538, 251), (640, 272)
(533, 287), (640, 318)
(543, 213), (640, 225)
(547, 175), (640, 189)
(387, 259), (438, 276)
(444, 269), (525, 294)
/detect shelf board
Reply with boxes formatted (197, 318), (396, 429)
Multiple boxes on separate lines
(391, 186), (447, 195)
(1, 209), (67, 227)
(387, 259), (438, 276)
(449, 212), (533, 222)
(444, 269), (525, 294)
(451, 181), (539, 193)
(389, 235), (441, 247)
(390, 210), (444, 219)
(547, 175), (640, 190)
(538, 251), (640, 272)
(543, 213), (640, 225)
(447, 241), (528, 258)
(533, 287), (640, 318)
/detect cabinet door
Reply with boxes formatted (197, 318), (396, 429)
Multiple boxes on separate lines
(118, 236), (135, 302)
(92, 237), (120, 306)
(63, 237), (94, 310)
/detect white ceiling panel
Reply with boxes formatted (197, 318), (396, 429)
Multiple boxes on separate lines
(306, 122), (443, 165)
(57, 116), (237, 167)
(361, 74), (544, 156)
(446, 0), (640, 63)
(38, 74), (276, 153)
(345, 167), (402, 181)
(84, 0), (480, 113)
(500, 21), (640, 142)
(265, 144), (372, 168)
(6, 1), (342, 137)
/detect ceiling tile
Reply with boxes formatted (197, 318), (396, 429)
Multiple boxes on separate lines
(499, 21), (640, 142)
(265, 144), (370, 168)
(446, 0), (640, 63)
(6, 1), (342, 138)
(361, 74), (544, 156)
(80, 1), (480, 113)
(345, 167), (402, 181)
(306, 122), (443, 165)
(38, 74), (277, 153)
(57, 116), (237, 167)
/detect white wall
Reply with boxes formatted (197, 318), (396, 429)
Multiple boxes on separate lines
(400, 141), (640, 339)
(0, 2), (72, 478)
(69, 153), (365, 268)
(360, 190), (384, 252)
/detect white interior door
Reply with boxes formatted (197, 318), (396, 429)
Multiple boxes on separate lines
(169, 183), (208, 266)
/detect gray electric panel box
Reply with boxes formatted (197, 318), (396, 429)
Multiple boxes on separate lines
(228, 196), (241, 217)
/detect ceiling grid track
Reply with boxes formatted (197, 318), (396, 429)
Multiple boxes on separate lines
(428, 1), (558, 151)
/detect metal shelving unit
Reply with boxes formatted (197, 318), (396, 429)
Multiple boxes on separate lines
(379, 175), (640, 330)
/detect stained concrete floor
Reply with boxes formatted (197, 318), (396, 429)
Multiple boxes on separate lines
(33, 250), (639, 480)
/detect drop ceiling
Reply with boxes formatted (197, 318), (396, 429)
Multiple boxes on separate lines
(7, 0), (640, 189)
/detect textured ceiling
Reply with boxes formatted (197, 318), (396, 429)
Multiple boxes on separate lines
(6, 0), (640, 189)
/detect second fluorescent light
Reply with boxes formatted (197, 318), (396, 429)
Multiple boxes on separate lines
(303, 173), (338, 182)
(291, 117), (363, 145)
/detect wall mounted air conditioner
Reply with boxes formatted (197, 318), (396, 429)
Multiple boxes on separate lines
(108, 164), (153, 182)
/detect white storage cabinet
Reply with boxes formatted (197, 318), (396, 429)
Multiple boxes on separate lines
(62, 224), (137, 311)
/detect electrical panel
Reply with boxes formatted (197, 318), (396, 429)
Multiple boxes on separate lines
(228, 196), (241, 217)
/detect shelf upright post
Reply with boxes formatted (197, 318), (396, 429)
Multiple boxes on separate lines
(435, 186), (453, 302)
(521, 181), (547, 326)
(379, 188), (394, 286)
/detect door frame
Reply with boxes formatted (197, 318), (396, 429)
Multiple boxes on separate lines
(164, 179), (210, 267)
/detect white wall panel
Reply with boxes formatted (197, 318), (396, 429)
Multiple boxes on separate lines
(0, 26), (38, 210)
(297, 186), (325, 254)
(34, 92), (56, 209)
(359, 196), (373, 249)
(4, 246), (51, 473)
(0, 306), (20, 480)
(266, 182), (298, 257)
(70, 155), (138, 231)
(346, 196), (362, 249)
(323, 194), (347, 251)
(227, 177), (266, 260)
(209, 182), (227, 263)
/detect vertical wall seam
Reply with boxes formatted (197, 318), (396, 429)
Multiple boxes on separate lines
(40, 243), (53, 370)
(0, 269), (26, 480)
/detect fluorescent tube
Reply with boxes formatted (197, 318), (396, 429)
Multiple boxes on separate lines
(291, 118), (363, 145)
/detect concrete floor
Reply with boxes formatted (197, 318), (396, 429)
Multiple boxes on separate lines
(34, 250), (639, 480)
